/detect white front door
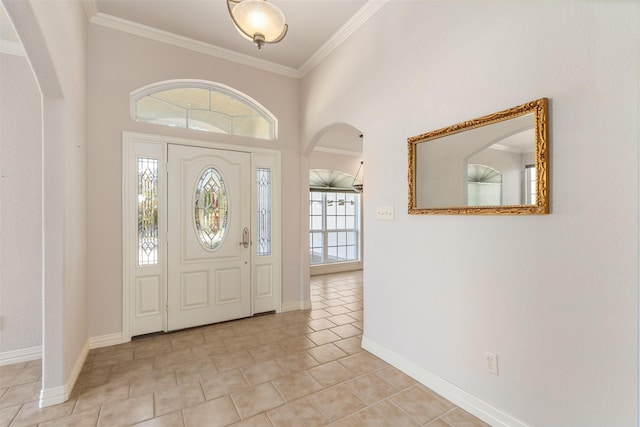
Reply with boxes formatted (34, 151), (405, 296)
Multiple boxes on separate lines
(167, 144), (251, 331)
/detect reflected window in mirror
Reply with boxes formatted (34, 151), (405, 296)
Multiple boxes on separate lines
(524, 164), (536, 205)
(467, 164), (502, 206)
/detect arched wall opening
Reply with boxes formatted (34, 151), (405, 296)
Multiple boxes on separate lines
(2, 0), (89, 408)
(0, 4), (43, 370)
(304, 123), (364, 276)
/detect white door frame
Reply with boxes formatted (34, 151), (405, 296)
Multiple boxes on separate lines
(167, 145), (251, 331)
(122, 131), (282, 342)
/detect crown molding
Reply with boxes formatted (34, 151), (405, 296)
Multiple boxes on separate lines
(298, 0), (389, 77)
(82, 0), (98, 21)
(87, 0), (388, 79)
(90, 12), (300, 79)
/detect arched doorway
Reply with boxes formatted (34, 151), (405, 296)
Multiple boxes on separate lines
(306, 123), (363, 276)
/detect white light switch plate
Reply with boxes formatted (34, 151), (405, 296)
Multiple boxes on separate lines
(376, 206), (394, 220)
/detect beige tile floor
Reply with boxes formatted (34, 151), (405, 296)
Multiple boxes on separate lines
(0, 271), (490, 427)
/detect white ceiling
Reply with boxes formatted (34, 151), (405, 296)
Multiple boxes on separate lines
(1, 1), (370, 150)
(89, 0), (385, 77)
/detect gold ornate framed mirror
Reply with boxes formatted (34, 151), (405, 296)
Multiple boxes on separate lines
(408, 98), (549, 215)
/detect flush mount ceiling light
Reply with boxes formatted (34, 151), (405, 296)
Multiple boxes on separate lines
(227, 0), (288, 49)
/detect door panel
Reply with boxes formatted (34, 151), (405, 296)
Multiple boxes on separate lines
(180, 271), (209, 309)
(136, 276), (162, 316)
(168, 144), (251, 331)
(216, 268), (243, 303)
(255, 265), (273, 298)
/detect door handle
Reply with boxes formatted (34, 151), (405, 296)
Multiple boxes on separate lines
(239, 227), (249, 248)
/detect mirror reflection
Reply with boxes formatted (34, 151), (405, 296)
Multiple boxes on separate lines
(408, 98), (548, 215)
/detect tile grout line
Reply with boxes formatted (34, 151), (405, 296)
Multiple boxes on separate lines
(0, 273), (486, 427)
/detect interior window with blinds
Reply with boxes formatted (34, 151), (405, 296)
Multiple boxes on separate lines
(309, 169), (361, 265)
(309, 191), (360, 265)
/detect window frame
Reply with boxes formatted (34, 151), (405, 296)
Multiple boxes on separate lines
(130, 80), (278, 140)
(524, 164), (536, 205)
(309, 190), (360, 266)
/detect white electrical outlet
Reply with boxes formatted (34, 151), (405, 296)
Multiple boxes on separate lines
(484, 352), (499, 375)
(375, 206), (394, 220)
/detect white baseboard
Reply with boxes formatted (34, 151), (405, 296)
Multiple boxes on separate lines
(0, 346), (42, 366)
(89, 332), (124, 349)
(310, 263), (362, 276)
(39, 384), (66, 409)
(39, 340), (89, 408)
(280, 300), (312, 312)
(361, 336), (530, 427)
(0, 331), (126, 366)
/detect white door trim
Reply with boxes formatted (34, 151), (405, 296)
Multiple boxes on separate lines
(167, 145), (251, 330)
(122, 131), (282, 342)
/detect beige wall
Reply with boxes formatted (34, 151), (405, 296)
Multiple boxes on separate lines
(0, 51), (42, 355)
(301, 1), (638, 426)
(2, 1), (638, 422)
(309, 150), (362, 177)
(3, 0), (89, 399)
(87, 25), (303, 337)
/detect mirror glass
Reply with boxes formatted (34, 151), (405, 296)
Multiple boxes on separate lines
(408, 98), (549, 215)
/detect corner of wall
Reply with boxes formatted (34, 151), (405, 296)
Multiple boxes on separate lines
(39, 339), (89, 408)
(280, 300), (312, 312)
(89, 332), (124, 350)
(361, 335), (530, 427)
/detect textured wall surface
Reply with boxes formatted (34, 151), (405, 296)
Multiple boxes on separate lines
(301, 1), (638, 426)
(0, 52), (42, 355)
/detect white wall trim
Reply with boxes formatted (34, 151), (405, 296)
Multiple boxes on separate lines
(298, 0), (389, 77)
(39, 340), (89, 408)
(122, 131), (282, 339)
(311, 263), (362, 276)
(361, 336), (531, 427)
(84, 1), (388, 79)
(90, 13), (299, 79)
(0, 346), (42, 366)
(281, 300), (312, 312)
(39, 384), (66, 409)
(81, 0), (98, 21)
(89, 332), (124, 349)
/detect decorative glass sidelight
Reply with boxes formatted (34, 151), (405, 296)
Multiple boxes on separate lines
(195, 168), (229, 250)
(138, 158), (159, 265)
(256, 168), (271, 256)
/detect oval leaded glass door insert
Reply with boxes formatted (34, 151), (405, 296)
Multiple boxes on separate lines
(195, 167), (229, 250)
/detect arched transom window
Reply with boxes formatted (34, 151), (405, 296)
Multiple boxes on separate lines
(131, 81), (276, 140)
